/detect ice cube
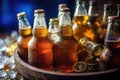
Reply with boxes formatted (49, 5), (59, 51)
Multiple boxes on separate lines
(0, 39), (7, 52)
(7, 70), (17, 79)
(11, 30), (19, 41)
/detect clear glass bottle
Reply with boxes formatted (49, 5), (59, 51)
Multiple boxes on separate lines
(28, 9), (53, 70)
(87, 0), (101, 42)
(53, 8), (78, 73)
(72, 0), (95, 42)
(17, 12), (32, 62)
(99, 4), (113, 44)
(104, 16), (120, 68)
(79, 37), (104, 58)
(48, 18), (60, 43)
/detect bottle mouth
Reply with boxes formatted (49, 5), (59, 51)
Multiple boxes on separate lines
(34, 9), (45, 13)
(103, 4), (113, 10)
(17, 12), (26, 17)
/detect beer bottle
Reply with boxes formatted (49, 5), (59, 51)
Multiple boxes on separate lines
(117, 4), (120, 17)
(99, 4), (113, 44)
(104, 16), (120, 68)
(72, 0), (95, 42)
(88, 0), (101, 42)
(17, 12), (32, 62)
(53, 8), (78, 73)
(79, 37), (104, 58)
(28, 9), (53, 70)
(48, 18), (60, 43)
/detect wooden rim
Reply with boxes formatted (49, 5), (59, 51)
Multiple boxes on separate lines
(14, 49), (119, 77)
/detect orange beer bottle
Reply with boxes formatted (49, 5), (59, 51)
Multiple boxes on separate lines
(17, 12), (32, 62)
(53, 8), (78, 73)
(72, 0), (95, 42)
(28, 9), (53, 70)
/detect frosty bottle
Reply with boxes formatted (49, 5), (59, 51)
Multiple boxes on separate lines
(17, 12), (32, 62)
(53, 8), (78, 73)
(28, 9), (53, 70)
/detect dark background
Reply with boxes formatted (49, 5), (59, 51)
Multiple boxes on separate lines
(0, 0), (119, 33)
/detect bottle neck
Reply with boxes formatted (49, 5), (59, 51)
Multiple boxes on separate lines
(48, 20), (59, 32)
(102, 8), (113, 25)
(74, 0), (87, 16)
(117, 10), (120, 17)
(33, 13), (48, 37)
(59, 11), (71, 26)
(59, 11), (73, 37)
(18, 16), (32, 36)
(88, 2), (99, 16)
(18, 16), (31, 29)
(33, 13), (47, 28)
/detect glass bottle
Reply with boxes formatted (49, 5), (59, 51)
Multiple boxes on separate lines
(104, 16), (120, 68)
(117, 4), (120, 17)
(28, 9), (53, 70)
(53, 8), (78, 73)
(72, 0), (95, 42)
(17, 12), (32, 62)
(48, 18), (60, 43)
(87, 0), (101, 42)
(99, 4), (113, 44)
(79, 37), (104, 59)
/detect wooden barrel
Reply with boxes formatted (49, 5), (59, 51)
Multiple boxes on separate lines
(14, 50), (120, 80)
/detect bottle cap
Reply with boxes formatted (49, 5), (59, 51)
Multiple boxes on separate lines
(58, 3), (67, 10)
(34, 9), (45, 13)
(92, 44), (104, 58)
(89, 0), (97, 6)
(72, 61), (87, 72)
(60, 7), (70, 12)
(49, 18), (58, 22)
(17, 12), (26, 17)
(79, 37), (89, 47)
(103, 4), (113, 10)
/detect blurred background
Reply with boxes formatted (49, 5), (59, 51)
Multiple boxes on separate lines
(0, 0), (75, 33)
(0, 0), (119, 34)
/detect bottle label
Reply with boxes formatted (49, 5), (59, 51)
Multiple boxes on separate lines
(62, 25), (72, 36)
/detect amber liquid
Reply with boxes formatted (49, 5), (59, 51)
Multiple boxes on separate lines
(28, 27), (53, 70)
(53, 25), (78, 73)
(105, 40), (120, 67)
(72, 15), (95, 42)
(17, 27), (32, 62)
(88, 15), (101, 42)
